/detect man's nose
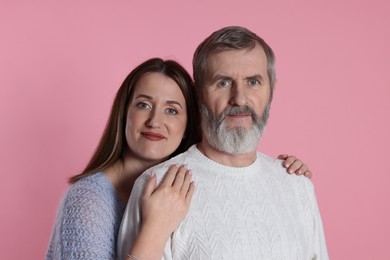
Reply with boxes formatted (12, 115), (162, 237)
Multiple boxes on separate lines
(229, 84), (247, 106)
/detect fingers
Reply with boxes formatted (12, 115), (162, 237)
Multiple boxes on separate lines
(283, 155), (297, 170)
(172, 166), (189, 192)
(169, 165), (194, 207)
(281, 155), (313, 178)
(288, 159), (303, 174)
(287, 159), (305, 174)
(279, 154), (306, 175)
(158, 164), (194, 192)
(277, 154), (289, 160)
(140, 165), (195, 237)
(167, 165), (194, 203)
(303, 170), (313, 179)
(178, 169), (192, 195)
(159, 165), (181, 188)
(294, 162), (308, 175)
(143, 173), (157, 197)
(185, 182), (195, 204)
(289, 160), (312, 178)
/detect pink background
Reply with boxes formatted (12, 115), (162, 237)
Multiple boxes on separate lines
(1, 1), (389, 259)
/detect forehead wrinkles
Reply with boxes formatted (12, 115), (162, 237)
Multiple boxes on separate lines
(206, 47), (267, 80)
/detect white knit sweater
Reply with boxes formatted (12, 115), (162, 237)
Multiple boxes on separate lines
(118, 145), (328, 260)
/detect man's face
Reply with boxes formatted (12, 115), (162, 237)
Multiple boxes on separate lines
(201, 44), (271, 154)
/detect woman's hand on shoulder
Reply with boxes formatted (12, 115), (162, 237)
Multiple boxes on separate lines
(277, 154), (312, 178)
(129, 165), (195, 259)
(141, 164), (195, 236)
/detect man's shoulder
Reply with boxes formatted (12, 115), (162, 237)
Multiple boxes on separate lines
(138, 146), (197, 183)
(155, 149), (192, 171)
(256, 151), (285, 171)
(256, 151), (311, 184)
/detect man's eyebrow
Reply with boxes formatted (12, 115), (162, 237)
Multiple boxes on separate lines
(210, 74), (232, 82)
(246, 74), (265, 82)
(135, 94), (183, 109)
(209, 74), (265, 82)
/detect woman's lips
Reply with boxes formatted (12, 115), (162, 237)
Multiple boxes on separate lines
(141, 132), (166, 141)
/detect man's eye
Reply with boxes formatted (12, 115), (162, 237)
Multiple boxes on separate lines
(217, 79), (231, 87)
(166, 108), (178, 115)
(136, 102), (151, 109)
(248, 79), (260, 86)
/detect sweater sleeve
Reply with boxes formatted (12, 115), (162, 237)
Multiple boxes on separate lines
(46, 181), (118, 259)
(117, 172), (174, 260)
(116, 178), (143, 260)
(303, 179), (329, 260)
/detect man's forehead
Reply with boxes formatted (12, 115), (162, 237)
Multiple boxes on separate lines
(206, 46), (268, 78)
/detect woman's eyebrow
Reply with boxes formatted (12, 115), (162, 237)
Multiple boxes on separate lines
(134, 94), (153, 100)
(166, 100), (183, 109)
(135, 94), (183, 109)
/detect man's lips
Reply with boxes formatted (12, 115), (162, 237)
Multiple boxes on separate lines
(141, 132), (166, 141)
(227, 113), (251, 119)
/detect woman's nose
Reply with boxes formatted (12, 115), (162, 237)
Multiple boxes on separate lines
(146, 111), (162, 128)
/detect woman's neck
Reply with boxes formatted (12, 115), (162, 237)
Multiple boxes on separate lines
(104, 154), (163, 203)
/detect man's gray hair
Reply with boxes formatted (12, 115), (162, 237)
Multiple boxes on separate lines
(192, 26), (276, 100)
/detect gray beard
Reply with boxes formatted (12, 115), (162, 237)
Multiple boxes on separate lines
(200, 103), (270, 155)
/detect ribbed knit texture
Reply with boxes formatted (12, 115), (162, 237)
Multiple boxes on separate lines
(118, 145), (328, 260)
(46, 172), (126, 260)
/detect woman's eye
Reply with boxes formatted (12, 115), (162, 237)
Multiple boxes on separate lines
(136, 102), (151, 110)
(166, 108), (178, 115)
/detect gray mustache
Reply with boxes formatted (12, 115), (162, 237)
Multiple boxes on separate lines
(220, 105), (259, 122)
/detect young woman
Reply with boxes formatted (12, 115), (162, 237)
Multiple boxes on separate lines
(46, 58), (311, 259)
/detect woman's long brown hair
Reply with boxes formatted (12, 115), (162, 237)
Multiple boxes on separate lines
(69, 58), (200, 184)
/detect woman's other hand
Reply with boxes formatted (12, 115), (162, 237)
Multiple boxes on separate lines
(277, 154), (312, 178)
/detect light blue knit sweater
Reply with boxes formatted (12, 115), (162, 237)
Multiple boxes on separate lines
(46, 172), (126, 259)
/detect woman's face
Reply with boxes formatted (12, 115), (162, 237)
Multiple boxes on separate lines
(125, 72), (187, 163)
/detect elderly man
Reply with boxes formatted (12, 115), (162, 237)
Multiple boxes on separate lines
(118, 26), (328, 259)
